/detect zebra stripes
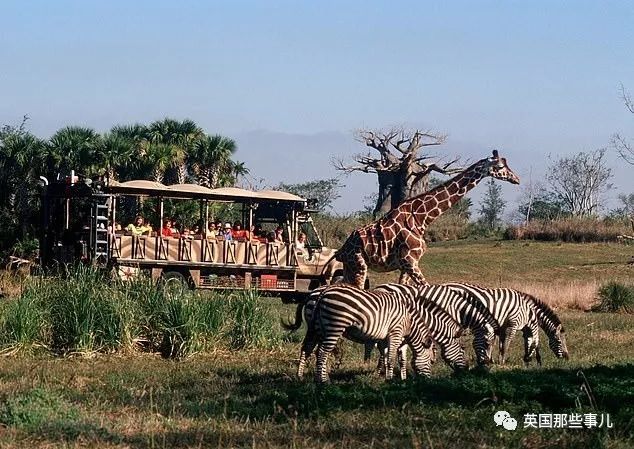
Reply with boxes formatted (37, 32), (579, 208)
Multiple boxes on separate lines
(376, 283), (499, 367)
(443, 283), (545, 365)
(285, 282), (569, 383)
(297, 284), (434, 383)
(521, 293), (569, 362)
(373, 284), (469, 373)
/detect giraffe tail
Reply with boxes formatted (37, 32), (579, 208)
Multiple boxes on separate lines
(281, 303), (305, 332)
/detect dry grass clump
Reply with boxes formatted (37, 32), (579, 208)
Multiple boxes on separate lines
(505, 280), (601, 311)
(505, 217), (632, 243)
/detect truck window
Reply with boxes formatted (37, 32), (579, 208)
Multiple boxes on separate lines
(299, 221), (323, 248)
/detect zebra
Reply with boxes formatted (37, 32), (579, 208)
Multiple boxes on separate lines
(374, 283), (499, 368)
(522, 293), (569, 363)
(288, 284), (434, 383)
(370, 284), (471, 375)
(287, 291), (421, 380)
(442, 283), (568, 365)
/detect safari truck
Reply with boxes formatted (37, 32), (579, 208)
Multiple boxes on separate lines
(38, 174), (343, 301)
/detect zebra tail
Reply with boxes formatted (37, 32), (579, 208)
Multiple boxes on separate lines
(281, 303), (305, 332)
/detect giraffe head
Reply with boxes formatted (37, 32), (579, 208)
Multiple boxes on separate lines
(482, 150), (520, 184)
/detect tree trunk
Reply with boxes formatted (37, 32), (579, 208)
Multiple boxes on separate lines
(374, 170), (396, 218)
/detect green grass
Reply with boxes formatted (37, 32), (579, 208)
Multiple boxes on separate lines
(0, 310), (631, 448)
(0, 240), (632, 448)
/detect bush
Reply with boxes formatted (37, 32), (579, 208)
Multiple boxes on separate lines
(593, 282), (634, 314)
(426, 213), (472, 242)
(505, 217), (632, 243)
(0, 388), (79, 431)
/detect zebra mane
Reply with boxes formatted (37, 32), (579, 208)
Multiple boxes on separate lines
(522, 292), (563, 330)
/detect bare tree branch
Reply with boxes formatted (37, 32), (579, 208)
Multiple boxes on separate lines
(621, 83), (634, 114)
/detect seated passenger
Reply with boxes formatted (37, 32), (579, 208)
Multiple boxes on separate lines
(223, 223), (233, 241)
(207, 222), (218, 240)
(181, 226), (194, 240)
(161, 219), (174, 237)
(232, 221), (246, 240)
(295, 232), (307, 251)
(274, 226), (284, 243)
(126, 215), (152, 236)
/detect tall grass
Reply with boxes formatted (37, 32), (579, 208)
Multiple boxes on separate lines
(0, 288), (46, 354)
(227, 289), (280, 350)
(505, 217), (632, 243)
(0, 267), (280, 357)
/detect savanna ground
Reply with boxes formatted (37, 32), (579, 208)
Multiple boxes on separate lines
(0, 240), (633, 449)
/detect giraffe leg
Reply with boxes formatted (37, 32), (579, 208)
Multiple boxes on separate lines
(343, 251), (368, 289)
(399, 257), (428, 286)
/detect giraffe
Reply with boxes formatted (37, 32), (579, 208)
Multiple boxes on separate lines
(335, 150), (520, 288)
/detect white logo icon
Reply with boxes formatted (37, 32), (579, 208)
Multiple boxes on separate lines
(494, 410), (518, 431)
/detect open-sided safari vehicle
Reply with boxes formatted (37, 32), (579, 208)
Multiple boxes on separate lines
(39, 174), (343, 301)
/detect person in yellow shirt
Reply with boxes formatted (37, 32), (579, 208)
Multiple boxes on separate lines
(126, 215), (152, 235)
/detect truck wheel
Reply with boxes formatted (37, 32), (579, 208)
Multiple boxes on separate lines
(161, 271), (188, 297)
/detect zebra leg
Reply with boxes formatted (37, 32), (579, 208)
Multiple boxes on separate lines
(473, 329), (492, 367)
(363, 341), (376, 363)
(298, 329), (318, 379)
(500, 327), (516, 365)
(375, 341), (388, 375)
(385, 331), (404, 381)
(522, 324), (540, 366)
(332, 340), (345, 370)
(398, 344), (409, 380)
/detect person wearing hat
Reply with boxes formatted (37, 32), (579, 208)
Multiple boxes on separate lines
(223, 222), (233, 240)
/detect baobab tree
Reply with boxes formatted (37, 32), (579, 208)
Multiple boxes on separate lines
(333, 128), (459, 217)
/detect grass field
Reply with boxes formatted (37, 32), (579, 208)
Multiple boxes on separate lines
(0, 240), (632, 448)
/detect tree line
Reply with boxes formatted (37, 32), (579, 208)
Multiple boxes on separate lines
(0, 117), (245, 255)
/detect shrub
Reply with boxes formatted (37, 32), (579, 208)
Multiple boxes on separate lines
(505, 217), (632, 243)
(593, 282), (634, 314)
(0, 388), (79, 431)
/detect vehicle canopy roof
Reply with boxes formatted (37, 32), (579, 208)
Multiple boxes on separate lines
(104, 180), (306, 205)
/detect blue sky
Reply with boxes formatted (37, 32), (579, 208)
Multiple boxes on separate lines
(1, 1), (633, 215)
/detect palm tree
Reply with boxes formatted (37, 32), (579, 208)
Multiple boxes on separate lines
(148, 118), (203, 184)
(143, 142), (185, 184)
(99, 132), (137, 181)
(0, 130), (45, 238)
(190, 135), (237, 188)
(47, 126), (102, 177)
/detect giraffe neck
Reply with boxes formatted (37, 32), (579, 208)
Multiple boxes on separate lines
(408, 161), (488, 229)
